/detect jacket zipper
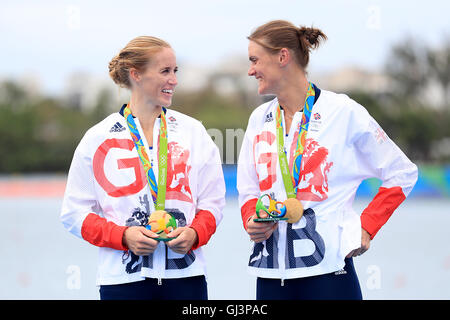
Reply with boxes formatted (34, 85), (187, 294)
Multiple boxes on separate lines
(278, 220), (287, 285)
(153, 241), (164, 286)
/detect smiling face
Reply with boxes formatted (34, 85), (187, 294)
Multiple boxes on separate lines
(247, 40), (282, 95)
(133, 47), (178, 107)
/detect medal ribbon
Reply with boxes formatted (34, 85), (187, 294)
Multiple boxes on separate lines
(276, 82), (316, 198)
(123, 104), (168, 210)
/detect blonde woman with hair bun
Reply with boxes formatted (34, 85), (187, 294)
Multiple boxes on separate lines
(237, 20), (418, 300)
(61, 36), (225, 300)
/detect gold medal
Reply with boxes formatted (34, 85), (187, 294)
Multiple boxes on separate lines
(146, 210), (177, 238)
(283, 198), (304, 224)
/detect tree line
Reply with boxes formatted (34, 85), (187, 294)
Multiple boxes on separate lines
(0, 38), (449, 174)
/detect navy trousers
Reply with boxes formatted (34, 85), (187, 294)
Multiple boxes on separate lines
(99, 275), (208, 300)
(256, 258), (363, 300)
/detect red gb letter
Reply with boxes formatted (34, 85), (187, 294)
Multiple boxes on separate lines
(253, 131), (277, 192)
(93, 139), (145, 197)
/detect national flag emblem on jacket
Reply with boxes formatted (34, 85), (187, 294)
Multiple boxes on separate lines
(313, 113), (321, 120)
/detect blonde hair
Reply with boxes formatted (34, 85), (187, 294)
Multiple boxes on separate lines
(248, 20), (327, 69)
(108, 36), (171, 88)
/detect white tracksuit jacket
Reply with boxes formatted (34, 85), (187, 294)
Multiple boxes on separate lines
(237, 88), (418, 280)
(61, 106), (225, 285)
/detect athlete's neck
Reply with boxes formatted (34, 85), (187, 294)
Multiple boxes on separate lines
(129, 93), (162, 132)
(277, 74), (309, 119)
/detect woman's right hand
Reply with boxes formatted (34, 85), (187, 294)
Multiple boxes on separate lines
(246, 210), (278, 243)
(122, 226), (159, 255)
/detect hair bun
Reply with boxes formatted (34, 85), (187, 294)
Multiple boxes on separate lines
(108, 55), (119, 73)
(108, 55), (130, 88)
(297, 26), (327, 50)
(298, 26), (308, 36)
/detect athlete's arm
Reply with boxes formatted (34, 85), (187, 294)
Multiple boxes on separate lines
(354, 114), (418, 240)
(172, 124), (225, 252)
(61, 141), (129, 251)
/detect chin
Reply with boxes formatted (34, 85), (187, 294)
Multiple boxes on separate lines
(258, 87), (272, 96)
(160, 98), (173, 107)
(257, 86), (266, 95)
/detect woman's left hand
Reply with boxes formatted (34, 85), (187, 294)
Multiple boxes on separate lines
(346, 228), (371, 258)
(166, 227), (198, 255)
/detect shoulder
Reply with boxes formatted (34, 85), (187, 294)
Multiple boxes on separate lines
(166, 108), (217, 148)
(165, 108), (208, 138)
(76, 112), (124, 154)
(165, 108), (198, 126)
(84, 112), (123, 138)
(247, 97), (278, 128)
(318, 90), (378, 143)
(316, 89), (349, 107)
(317, 89), (371, 120)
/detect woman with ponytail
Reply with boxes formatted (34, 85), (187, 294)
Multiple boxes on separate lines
(237, 20), (417, 299)
(61, 36), (225, 300)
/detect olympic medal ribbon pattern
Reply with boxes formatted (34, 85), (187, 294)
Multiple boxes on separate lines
(276, 82), (316, 198)
(123, 104), (167, 210)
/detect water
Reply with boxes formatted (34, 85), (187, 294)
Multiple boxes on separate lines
(1, 196), (449, 300)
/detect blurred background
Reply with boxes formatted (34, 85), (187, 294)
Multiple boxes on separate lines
(0, 0), (449, 300)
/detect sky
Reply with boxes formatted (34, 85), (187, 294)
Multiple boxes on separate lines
(1, 0), (449, 95)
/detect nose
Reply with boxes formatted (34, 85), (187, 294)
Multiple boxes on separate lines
(248, 66), (256, 77)
(169, 73), (178, 86)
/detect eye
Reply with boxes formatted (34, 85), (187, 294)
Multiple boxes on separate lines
(161, 67), (178, 74)
(249, 56), (257, 64)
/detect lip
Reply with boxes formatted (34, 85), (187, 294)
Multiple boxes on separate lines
(161, 89), (174, 96)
